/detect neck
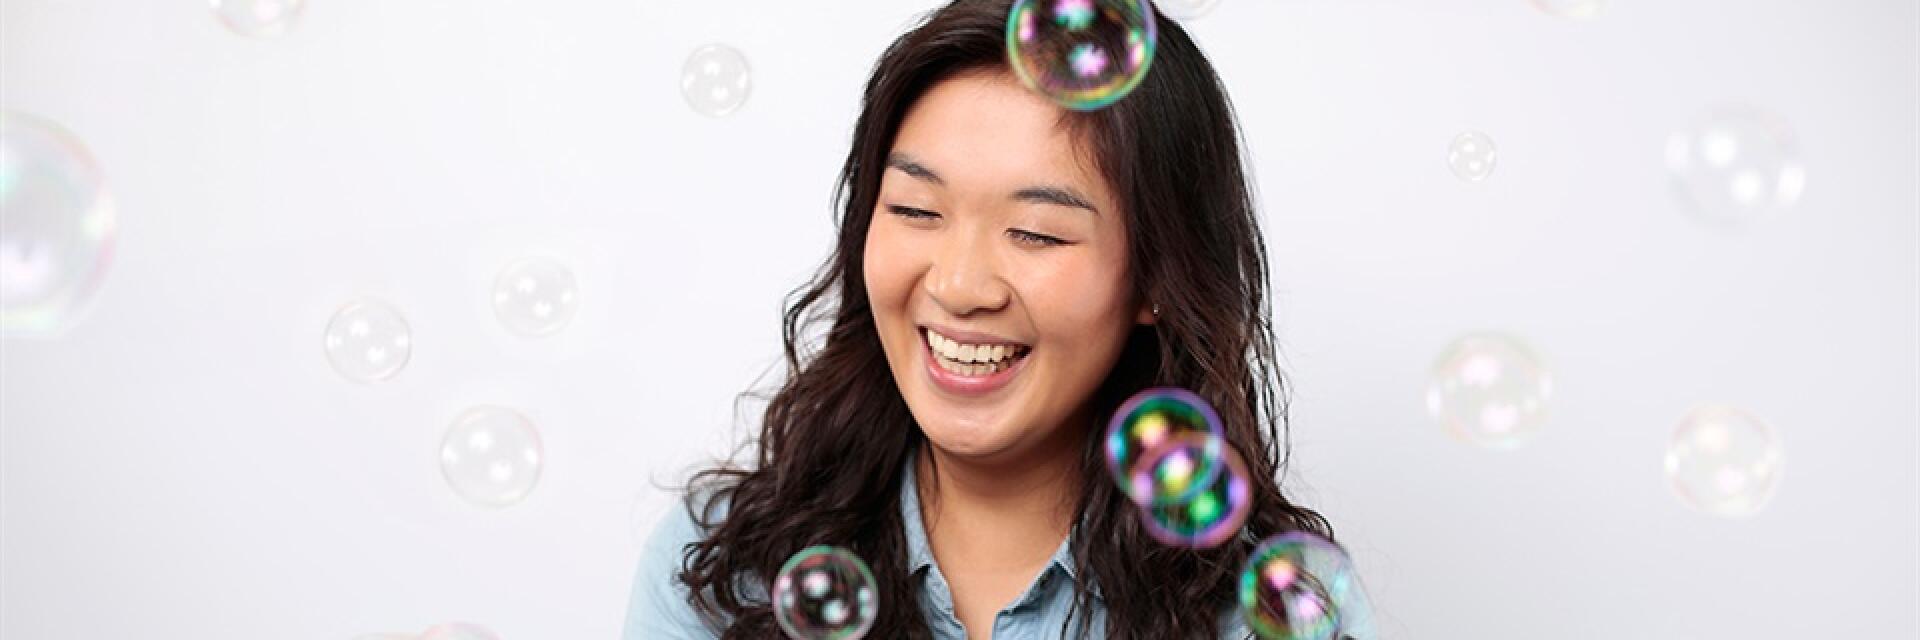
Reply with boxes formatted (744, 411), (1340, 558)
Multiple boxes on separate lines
(915, 435), (1082, 574)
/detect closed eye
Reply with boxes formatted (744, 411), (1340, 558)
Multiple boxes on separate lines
(1009, 228), (1068, 247)
(887, 205), (941, 220)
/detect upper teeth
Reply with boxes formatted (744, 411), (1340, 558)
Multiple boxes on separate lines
(927, 328), (1024, 364)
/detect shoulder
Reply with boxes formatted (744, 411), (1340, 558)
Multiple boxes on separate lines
(621, 490), (732, 640)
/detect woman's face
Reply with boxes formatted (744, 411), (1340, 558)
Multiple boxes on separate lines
(865, 70), (1152, 466)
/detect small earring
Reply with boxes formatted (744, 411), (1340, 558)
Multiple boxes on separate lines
(1151, 304), (1161, 317)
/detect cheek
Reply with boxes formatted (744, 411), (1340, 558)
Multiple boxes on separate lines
(1023, 256), (1133, 352)
(863, 219), (920, 318)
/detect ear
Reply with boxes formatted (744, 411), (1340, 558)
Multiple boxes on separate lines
(1135, 300), (1157, 326)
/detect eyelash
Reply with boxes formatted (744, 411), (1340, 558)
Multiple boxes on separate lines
(885, 205), (1070, 248)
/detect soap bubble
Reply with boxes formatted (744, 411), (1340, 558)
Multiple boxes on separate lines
(1006, 0), (1158, 110)
(1425, 332), (1552, 449)
(1666, 107), (1805, 225)
(1136, 433), (1252, 549)
(1664, 405), (1783, 517)
(491, 257), (578, 337)
(1529, 0), (1605, 19)
(1446, 130), (1497, 182)
(1240, 532), (1374, 640)
(323, 298), (412, 383)
(0, 111), (117, 338)
(1105, 387), (1226, 505)
(1154, 0), (1223, 20)
(419, 623), (500, 640)
(210, 0), (306, 37)
(773, 546), (879, 640)
(682, 44), (752, 118)
(439, 406), (543, 508)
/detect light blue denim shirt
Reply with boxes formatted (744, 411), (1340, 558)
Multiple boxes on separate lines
(622, 463), (1252, 639)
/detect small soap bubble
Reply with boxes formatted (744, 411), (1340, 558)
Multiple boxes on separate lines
(1425, 332), (1552, 449)
(209, 0), (306, 37)
(1240, 532), (1374, 640)
(1666, 107), (1805, 225)
(1664, 405), (1783, 517)
(491, 257), (578, 337)
(419, 623), (501, 640)
(1006, 0), (1158, 110)
(1105, 387), (1226, 506)
(682, 44), (752, 118)
(1530, 0), (1605, 19)
(323, 297), (412, 383)
(773, 546), (879, 640)
(1154, 0), (1223, 20)
(0, 111), (116, 338)
(1446, 130), (1497, 182)
(439, 406), (544, 508)
(1136, 433), (1252, 549)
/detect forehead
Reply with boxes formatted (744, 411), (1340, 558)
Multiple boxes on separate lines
(888, 70), (1105, 194)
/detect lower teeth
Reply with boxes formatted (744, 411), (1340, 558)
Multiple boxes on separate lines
(938, 354), (1014, 376)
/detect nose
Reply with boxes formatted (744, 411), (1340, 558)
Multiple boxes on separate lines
(923, 225), (1010, 317)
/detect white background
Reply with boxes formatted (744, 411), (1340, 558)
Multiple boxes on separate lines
(2, 0), (1915, 638)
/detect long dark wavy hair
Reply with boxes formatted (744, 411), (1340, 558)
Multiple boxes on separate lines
(675, 1), (1333, 638)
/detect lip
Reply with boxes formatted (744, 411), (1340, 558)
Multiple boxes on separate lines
(920, 326), (1031, 397)
(920, 322), (1029, 347)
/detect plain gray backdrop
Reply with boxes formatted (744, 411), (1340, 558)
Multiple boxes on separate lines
(2, 0), (1915, 638)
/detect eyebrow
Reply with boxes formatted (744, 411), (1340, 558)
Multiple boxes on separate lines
(886, 152), (1102, 216)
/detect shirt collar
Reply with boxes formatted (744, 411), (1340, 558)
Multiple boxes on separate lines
(898, 459), (1101, 599)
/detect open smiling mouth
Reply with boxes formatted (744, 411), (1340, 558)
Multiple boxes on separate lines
(920, 326), (1033, 378)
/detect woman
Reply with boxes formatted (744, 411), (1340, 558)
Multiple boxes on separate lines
(625, 1), (1333, 638)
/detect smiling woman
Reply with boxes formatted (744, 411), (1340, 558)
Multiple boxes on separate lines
(623, 1), (1333, 639)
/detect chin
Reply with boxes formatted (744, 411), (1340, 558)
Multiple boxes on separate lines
(910, 405), (1021, 459)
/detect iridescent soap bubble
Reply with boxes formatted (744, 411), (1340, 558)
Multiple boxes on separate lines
(1664, 405), (1783, 517)
(439, 406), (544, 508)
(491, 257), (578, 337)
(0, 111), (116, 338)
(1241, 532), (1374, 640)
(1154, 0), (1223, 20)
(1665, 107), (1806, 225)
(773, 546), (879, 640)
(1136, 433), (1252, 549)
(682, 44), (752, 118)
(1006, 0), (1158, 110)
(1529, 0), (1605, 19)
(1446, 130), (1497, 182)
(1425, 332), (1552, 449)
(323, 297), (412, 383)
(419, 622), (501, 640)
(1105, 387), (1225, 506)
(209, 0), (306, 37)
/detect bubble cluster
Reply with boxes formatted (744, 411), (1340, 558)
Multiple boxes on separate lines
(1664, 405), (1783, 517)
(1240, 532), (1373, 640)
(0, 111), (117, 338)
(1425, 332), (1552, 449)
(1529, 0), (1606, 19)
(491, 257), (579, 337)
(682, 44), (752, 118)
(439, 405), (544, 508)
(1154, 0), (1223, 20)
(1006, 0), (1158, 110)
(1665, 107), (1805, 225)
(323, 297), (413, 383)
(1136, 432), (1252, 548)
(1446, 130), (1498, 182)
(1105, 387), (1225, 506)
(210, 0), (306, 38)
(773, 546), (879, 640)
